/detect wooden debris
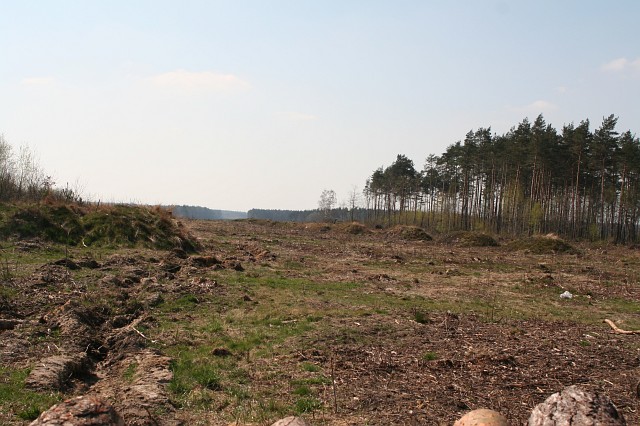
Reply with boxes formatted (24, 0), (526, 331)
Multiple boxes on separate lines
(604, 319), (640, 335)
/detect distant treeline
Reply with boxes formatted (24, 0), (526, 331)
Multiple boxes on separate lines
(248, 208), (368, 223)
(364, 114), (640, 243)
(172, 205), (247, 220)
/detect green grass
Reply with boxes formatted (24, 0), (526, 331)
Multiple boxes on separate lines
(422, 351), (438, 361)
(0, 367), (62, 422)
(122, 362), (138, 383)
(294, 396), (323, 414)
(291, 376), (331, 386)
(413, 309), (430, 324)
(169, 356), (222, 397)
(292, 385), (312, 396)
(301, 362), (321, 373)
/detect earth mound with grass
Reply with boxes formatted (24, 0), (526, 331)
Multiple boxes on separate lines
(0, 203), (199, 251)
(508, 234), (578, 254)
(335, 222), (368, 235)
(386, 225), (432, 241)
(440, 231), (498, 247)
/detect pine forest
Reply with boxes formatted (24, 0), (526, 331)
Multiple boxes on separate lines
(364, 114), (640, 243)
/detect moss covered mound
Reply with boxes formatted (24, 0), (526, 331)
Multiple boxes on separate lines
(0, 203), (199, 251)
(507, 235), (577, 254)
(440, 231), (498, 247)
(387, 225), (432, 241)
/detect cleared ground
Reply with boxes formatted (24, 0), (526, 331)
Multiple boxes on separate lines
(1, 219), (640, 425)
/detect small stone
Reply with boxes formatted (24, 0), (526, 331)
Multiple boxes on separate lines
(560, 291), (573, 299)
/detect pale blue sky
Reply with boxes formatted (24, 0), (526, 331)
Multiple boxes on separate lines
(1, 1), (638, 211)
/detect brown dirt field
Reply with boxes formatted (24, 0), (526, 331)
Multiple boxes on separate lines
(2, 219), (640, 425)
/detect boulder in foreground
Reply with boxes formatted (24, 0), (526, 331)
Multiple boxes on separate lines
(528, 385), (625, 425)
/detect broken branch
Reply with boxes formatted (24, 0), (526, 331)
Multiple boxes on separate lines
(603, 319), (640, 335)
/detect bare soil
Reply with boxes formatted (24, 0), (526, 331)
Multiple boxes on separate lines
(2, 219), (640, 425)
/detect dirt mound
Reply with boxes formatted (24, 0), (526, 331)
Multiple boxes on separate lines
(30, 395), (124, 426)
(335, 222), (368, 235)
(0, 203), (199, 251)
(440, 231), (498, 247)
(508, 235), (578, 254)
(0, 204), (84, 245)
(82, 205), (199, 251)
(25, 353), (90, 391)
(387, 225), (433, 241)
(303, 223), (332, 233)
(91, 349), (176, 426)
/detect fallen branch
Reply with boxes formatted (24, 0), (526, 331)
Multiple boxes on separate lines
(119, 315), (158, 343)
(131, 326), (157, 343)
(603, 319), (640, 335)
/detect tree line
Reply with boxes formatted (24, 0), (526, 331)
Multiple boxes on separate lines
(172, 205), (247, 220)
(0, 135), (84, 203)
(247, 207), (368, 223)
(364, 114), (640, 243)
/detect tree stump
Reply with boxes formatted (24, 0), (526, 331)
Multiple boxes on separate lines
(528, 385), (626, 425)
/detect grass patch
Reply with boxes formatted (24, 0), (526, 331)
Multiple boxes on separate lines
(291, 376), (332, 386)
(122, 362), (138, 383)
(422, 351), (438, 361)
(0, 367), (61, 422)
(294, 396), (323, 414)
(292, 385), (312, 396)
(169, 356), (222, 397)
(413, 309), (431, 324)
(301, 362), (321, 373)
